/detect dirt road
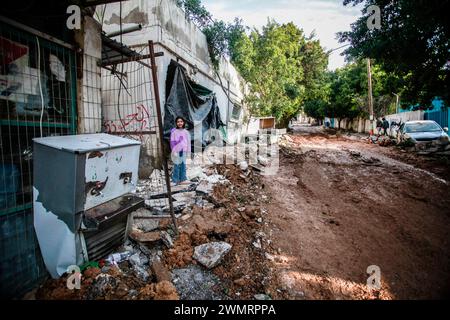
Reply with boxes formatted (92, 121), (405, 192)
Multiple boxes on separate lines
(263, 125), (450, 299)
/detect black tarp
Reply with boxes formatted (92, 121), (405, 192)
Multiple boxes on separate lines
(163, 60), (224, 149)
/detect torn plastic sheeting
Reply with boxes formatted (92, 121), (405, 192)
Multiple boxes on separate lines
(163, 60), (224, 148)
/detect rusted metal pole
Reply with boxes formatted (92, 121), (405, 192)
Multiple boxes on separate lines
(148, 40), (178, 234)
(367, 58), (374, 135)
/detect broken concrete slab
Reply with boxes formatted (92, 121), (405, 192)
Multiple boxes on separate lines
(129, 230), (161, 243)
(202, 201), (215, 210)
(171, 264), (227, 300)
(172, 191), (197, 207)
(196, 180), (213, 194)
(181, 213), (192, 221)
(254, 293), (272, 300)
(133, 265), (150, 282)
(129, 252), (149, 267)
(193, 241), (232, 269)
(160, 231), (174, 248)
(133, 218), (160, 232)
(187, 166), (207, 181)
(145, 198), (171, 208)
(151, 261), (172, 283)
(205, 174), (227, 184)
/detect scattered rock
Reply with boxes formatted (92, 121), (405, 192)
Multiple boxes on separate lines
(172, 264), (226, 300)
(253, 239), (262, 249)
(265, 253), (275, 261)
(160, 231), (174, 248)
(196, 180), (213, 194)
(87, 274), (118, 299)
(245, 206), (259, 218)
(172, 191), (197, 207)
(151, 261), (172, 283)
(145, 198), (171, 208)
(129, 253), (149, 267)
(153, 281), (179, 300)
(187, 166), (207, 181)
(193, 241), (232, 269)
(101, 266), (110, 273)
(239, 161), (249, 171)
(128, 289), (138, 298)
(233, 278), (247, 286)
(257, 155), (269, 166)
(129, 230), (161, 243)
(202, 201), (215, 210)
(181, 213), (192, 221)
(254, 293), (271, 300)
(133, 218), (160, 232)
(133, 265), (150, 282)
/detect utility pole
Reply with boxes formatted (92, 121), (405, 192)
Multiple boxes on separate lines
(367, 58), (374, 135)
(392, 93), (399, 114)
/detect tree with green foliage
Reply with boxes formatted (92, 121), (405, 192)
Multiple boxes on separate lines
(304, 59), (400, 129)
(231, 20), (328, 128)
(329, 65), (365, 128)
(303, 100), (326, 124)
(338, 0), (450, 107)
(176, 1), (329, 127)
(176, 0), (212, 28)
(176, 0), (246, 68)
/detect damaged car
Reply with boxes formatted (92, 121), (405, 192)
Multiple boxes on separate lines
(398, 120), (449, 146)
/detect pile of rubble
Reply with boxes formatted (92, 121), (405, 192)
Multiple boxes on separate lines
(35, 159), (275, 300)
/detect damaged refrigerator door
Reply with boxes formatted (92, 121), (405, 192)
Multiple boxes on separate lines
(33, 133), (142, 278)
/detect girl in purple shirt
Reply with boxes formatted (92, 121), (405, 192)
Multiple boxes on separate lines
(170, 117), (191, 185)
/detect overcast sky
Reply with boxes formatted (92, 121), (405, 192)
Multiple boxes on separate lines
(202, 0), (365, 70)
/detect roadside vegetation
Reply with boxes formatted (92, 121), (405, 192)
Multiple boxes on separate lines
(176, 0), (450, 127)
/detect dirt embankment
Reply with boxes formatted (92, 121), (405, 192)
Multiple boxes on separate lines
(35, 164), (274, 300)
(262, 128), (450, 299)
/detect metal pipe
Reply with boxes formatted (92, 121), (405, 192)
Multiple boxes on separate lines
(100, 52), (163, 67)
(148, 40), (178, 234)
(106, 24), (142, 38)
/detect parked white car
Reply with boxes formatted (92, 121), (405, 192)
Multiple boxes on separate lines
(398, 120), (449, 145)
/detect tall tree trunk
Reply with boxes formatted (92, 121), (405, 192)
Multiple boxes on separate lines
(277, 117), (291, 129)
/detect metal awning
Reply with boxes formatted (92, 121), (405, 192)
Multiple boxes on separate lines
(100, 34), (163, 69)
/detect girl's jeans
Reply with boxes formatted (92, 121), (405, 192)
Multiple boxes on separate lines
(172, 151), (187, 183)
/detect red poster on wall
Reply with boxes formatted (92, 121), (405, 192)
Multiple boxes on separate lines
(0, 36), (29, 67)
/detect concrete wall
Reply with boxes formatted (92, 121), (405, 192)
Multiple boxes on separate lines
(325, 117), (371, 133)
(385, 110), (425, 124)
(324, 110), (425, 135)
(97, 0), (248, 144)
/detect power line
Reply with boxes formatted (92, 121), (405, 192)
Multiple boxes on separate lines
(326, 43), (350, 55)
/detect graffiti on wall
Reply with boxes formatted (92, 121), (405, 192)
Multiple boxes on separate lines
(103, 104), (152, 133)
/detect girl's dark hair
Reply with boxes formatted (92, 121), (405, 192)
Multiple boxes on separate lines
(175, 116), (186, 128)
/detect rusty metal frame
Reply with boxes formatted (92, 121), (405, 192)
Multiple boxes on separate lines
(108, 130), (157, 135)
(148, 40), (178, 234)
